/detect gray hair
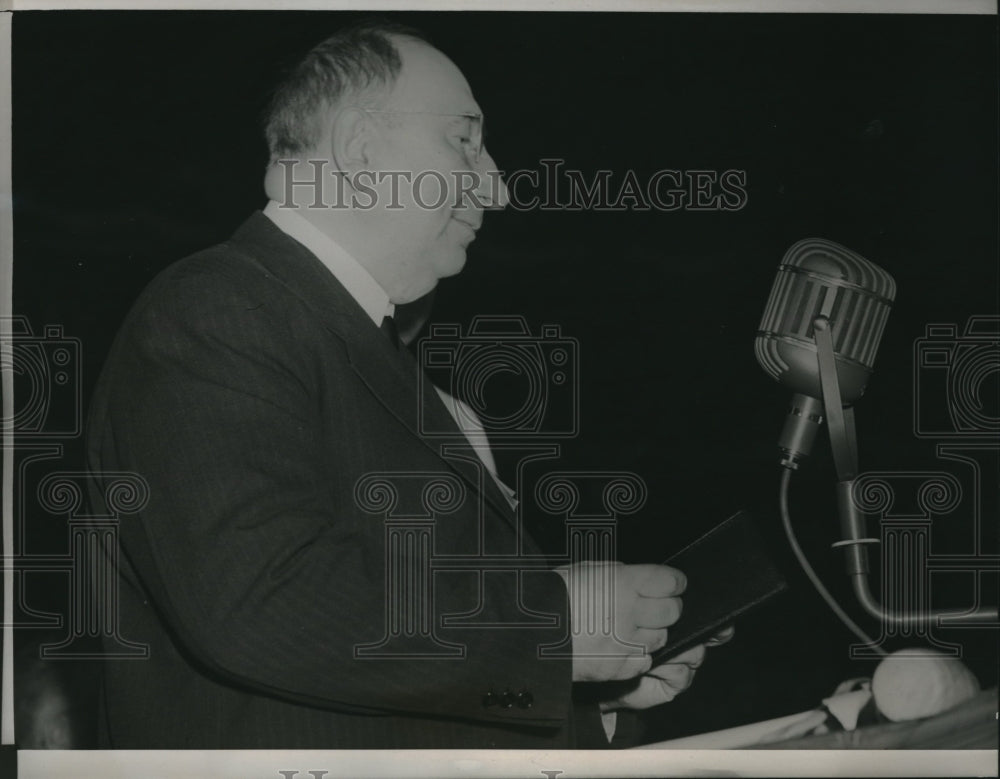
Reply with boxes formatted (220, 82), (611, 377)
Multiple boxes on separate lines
(263, 20), (429, 162)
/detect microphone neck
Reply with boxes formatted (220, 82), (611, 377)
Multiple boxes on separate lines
(778, 393), (824, 470)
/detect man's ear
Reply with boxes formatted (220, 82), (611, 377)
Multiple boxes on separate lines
(330, 107), (372, 177)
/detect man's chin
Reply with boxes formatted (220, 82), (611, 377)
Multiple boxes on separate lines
(436, 248), (469, 278)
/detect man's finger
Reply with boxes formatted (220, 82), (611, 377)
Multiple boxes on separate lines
(646, 661), (697, 692)
(632, 595), (683, 628)
(706, 624), (736, 647)
(665, 643), (706, 669)
(627, 564), (686, 598)
(633, 627), (668, 654)
(613, 652), (654, 681)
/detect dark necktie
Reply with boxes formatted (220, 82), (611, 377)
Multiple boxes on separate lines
(380, 315), (400, 349)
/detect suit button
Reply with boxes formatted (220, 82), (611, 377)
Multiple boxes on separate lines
(482, 690), (498, 708)
(500, 690), (516, 708)
(516, 691), (534, 709)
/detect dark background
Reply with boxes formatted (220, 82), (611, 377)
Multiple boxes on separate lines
(10, 10), (999, 746)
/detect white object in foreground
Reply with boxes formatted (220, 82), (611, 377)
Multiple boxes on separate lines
(871, 647), (980, 722)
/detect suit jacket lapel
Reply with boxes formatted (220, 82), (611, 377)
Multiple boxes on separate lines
(228, 212), (517, 526)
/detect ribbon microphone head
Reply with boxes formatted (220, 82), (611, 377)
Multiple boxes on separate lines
(755, 238), (897, 469)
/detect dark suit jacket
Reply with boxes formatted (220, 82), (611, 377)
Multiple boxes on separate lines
(86, 212), (621, 748)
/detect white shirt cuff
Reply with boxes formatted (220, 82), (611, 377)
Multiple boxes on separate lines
(601, 710), (618, 742)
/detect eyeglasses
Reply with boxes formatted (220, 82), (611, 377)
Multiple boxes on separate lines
(360, 109), (485, 164)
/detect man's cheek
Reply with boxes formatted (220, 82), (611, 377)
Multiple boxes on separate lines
(412, 170), (450, 211)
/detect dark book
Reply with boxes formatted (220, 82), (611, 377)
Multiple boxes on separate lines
(655, 510), (788, 659)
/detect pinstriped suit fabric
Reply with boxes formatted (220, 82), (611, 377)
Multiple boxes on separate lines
(85, 213), (595, 748)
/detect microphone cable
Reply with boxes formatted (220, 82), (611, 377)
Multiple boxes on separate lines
(779, 467), (886, 656)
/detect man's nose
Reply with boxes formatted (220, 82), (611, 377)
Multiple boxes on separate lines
(475, 147), (509, 210)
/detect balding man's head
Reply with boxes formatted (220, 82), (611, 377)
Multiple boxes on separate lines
(263, 22), (508, 304)
(263, 21), (427, 164)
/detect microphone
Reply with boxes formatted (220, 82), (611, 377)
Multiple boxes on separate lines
(754, 238), (897, 470)
(756, 241), (997, 629)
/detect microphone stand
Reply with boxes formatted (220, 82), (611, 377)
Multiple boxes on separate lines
(811, 316), (998, 626)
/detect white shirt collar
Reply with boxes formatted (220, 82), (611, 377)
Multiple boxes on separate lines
(263, 200), (395, 327)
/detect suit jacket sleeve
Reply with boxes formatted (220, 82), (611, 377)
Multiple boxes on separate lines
(89, 251), (573, 729)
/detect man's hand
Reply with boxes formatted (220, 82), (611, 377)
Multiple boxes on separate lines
(599, 626), (737, 712)
(554, 562), (686, 683)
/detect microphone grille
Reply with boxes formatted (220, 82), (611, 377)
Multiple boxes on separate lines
(756, 239), (897, 397)
(782, 238), (896, 300)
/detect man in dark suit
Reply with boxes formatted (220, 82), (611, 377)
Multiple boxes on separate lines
(86, 21), (716, 749)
